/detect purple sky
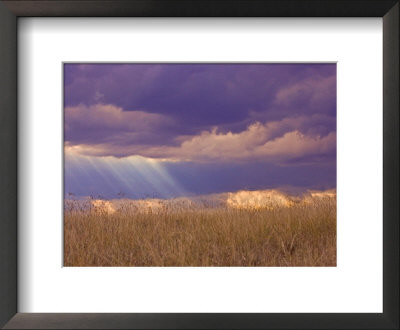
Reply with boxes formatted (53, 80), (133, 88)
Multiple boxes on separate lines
(64, 63), (336, 199)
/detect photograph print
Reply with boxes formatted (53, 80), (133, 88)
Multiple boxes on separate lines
(64, 63), (336, 267)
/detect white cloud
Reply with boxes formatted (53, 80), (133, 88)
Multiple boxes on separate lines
(66, 118), (336, 164)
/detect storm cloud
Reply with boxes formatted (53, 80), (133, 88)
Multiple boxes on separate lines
(64, 63), (336, 197)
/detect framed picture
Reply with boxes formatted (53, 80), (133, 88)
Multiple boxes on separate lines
(0, 1), (398, 329)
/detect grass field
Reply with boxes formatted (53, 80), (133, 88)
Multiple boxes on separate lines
(64, 193), (336, 267)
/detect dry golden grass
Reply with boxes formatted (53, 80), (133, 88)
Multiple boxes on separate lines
(64, 198), (336, 267)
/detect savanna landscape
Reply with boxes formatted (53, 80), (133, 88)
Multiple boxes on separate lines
(64, 189), (336, 266)
(64, 63), (336, 267)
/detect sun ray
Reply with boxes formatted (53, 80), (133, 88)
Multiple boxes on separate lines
(65, 148), (186, 199)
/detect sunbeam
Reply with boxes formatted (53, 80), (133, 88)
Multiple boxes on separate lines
(65, 149), (186, 199)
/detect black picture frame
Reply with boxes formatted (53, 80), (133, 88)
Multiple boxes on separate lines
(0, 1), (398, 329)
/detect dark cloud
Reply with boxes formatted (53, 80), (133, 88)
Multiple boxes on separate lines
(64, 104), (178, 147)
(64, 63), (336, 135)
(64, 63), (336, 195)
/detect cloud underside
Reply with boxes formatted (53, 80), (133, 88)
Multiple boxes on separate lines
(65, 104), (335, 164)
(64, 64), (336, 165)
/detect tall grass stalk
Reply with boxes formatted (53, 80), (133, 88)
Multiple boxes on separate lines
(64, 198), (336, 267)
